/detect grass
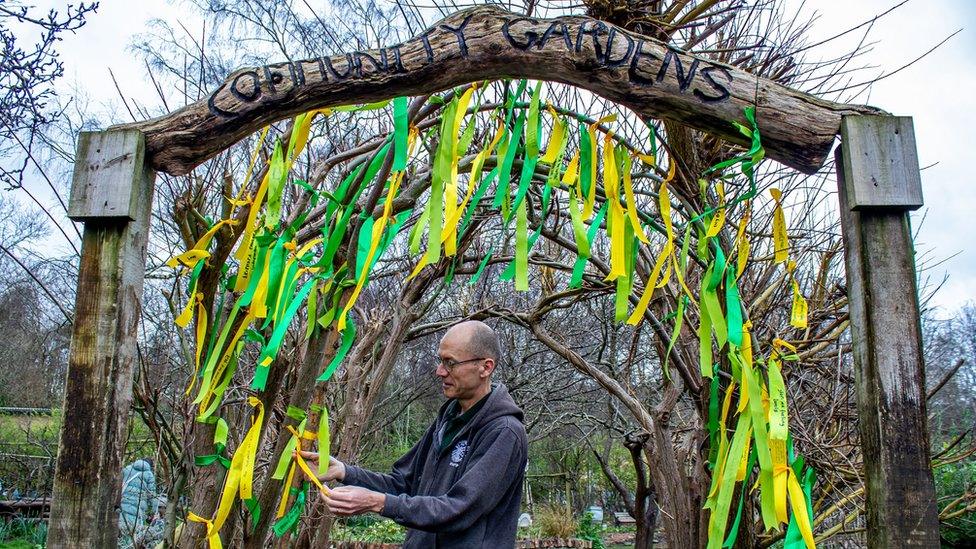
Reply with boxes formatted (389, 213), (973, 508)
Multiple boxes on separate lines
(0, 541), (37, 549)
(0, 517), (46, 548)
(0, 410), (156, 499)
(0, 412), (60, 449)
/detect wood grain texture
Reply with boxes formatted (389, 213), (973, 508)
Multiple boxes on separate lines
(117, 6), (884, 176)
(68, 130), (146, 221)
(836, 131), (939, 547)
(840, 116), (924, 210)
(47, 131), (156, 548)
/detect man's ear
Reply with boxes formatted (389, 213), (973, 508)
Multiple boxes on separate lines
(482, 358), (496, 378)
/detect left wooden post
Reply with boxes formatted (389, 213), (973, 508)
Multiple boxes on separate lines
(48, 130), (155, 548)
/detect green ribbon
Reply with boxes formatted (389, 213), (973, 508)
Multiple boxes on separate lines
(578, 121), (592, 205)
(272, 483), (308, 537)
(722, 447), (758, 547)
(409, 206), (430, 255)
(614, 220), (637, 323)
(513, 199), (529, 291)
(458, 167), (498, 236)
(468, 249), (494, 286)
(315, 140), (392, 270)
(253, 276), (319, 390)
(285, 406), (307, 421)
(725, 269), (743, 347)
(266, 140), (286, 229)
(568, 202), (608, 289)
(244, 498), (261, 534)
(501, 184), (551, 281)
(784, 458), (816, 548)
(493, 111), (525, 215)
(511, 82), (542, 214)
(317, 318), (357, 382)
(424, 96), (458, 265)
(393, 96), (409, 171)
(355, 215), (375, 279)
(272, 418), (307, 480)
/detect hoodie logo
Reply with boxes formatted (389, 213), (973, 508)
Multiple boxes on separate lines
(449, 439), (469, 467)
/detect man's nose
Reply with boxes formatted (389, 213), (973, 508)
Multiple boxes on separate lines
(435, 362), (448, 378)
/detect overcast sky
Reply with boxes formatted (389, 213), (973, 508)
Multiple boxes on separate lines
(40, 0), (976, 315)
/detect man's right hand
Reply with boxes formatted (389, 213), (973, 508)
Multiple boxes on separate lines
(297, 451), (346, 482)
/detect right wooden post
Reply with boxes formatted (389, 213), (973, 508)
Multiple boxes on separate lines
(835, 115), (940, 547)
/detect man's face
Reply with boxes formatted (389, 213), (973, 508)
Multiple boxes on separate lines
(435, 329), (487, 401)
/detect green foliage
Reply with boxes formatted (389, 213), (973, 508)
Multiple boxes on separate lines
(517, 522), (542, 539)
(0, 411), (154, 497)
(577, 511), (605, 549)
(0, 517), (46, 548)
(331, 516), (405, 543)
(934, 457), (976, 546)
(536, 503), (576, 538)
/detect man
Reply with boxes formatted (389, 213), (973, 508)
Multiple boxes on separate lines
(301, 320), (528, 548)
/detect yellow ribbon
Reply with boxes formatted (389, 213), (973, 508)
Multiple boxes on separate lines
(540, 106), (566, 164)
(442, 121), (502, 244)
(189, 397), (264, 548)
(233, 171), (272, 293)
(444, 85), (477, 257)
(705, 180), (726, 238)
(338, 170), (404, 330)
(771, 188), (789, 264)
(184, 295), (208, 396)
(787, 467), (816, 549)
(186, 512), (222, 549)
(562, 151), (580, 187)
(167, 219), (239, 270)
(735, 201), (751, 277)
(787, 261), (808, 329)
(603, 134), (626, 281)
(622, 153), (649, 244)
(626, 170), (678, 325)
(286, 425), (331, 498)
(229, 125), (270, 213)
(583, 114), (616, 219)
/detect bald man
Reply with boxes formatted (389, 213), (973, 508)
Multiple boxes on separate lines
(302, 320), (528, 548)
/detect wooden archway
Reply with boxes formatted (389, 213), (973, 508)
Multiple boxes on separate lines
(47, 6), (937, 548)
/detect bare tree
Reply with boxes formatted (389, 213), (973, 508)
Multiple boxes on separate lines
(0, 0), (98, 187)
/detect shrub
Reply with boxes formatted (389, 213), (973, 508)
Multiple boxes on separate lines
(536, 503), (576, 539)
(577, 511), (605, 549)
(331, 516), (406, 543)
(935, 457), (976, 546)
(0, 517), (46, 548)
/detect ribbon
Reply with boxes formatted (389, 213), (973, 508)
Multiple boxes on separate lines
(167, 219), (239, 270)
(568, 202), (608, 289)
(771, 188), (788, 264)
(272, 483), (307, 537)
(189, 397), (264, 548)
(603, 137), (627, 282)
(317, 318), (356, 382)
(393, 96), (409, 171)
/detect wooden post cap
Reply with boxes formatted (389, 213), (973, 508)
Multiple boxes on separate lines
(68, 129), (151, 221)
(839, 115), (924, 211)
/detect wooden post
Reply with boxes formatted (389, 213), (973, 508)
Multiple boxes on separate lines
(835, 115), (940, 547)
(47, 130), (155, 548)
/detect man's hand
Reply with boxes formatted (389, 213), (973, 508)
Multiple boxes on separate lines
(297, 451), (346, 482)
(324, 486), (386, 517)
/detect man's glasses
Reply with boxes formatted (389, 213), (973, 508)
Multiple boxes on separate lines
(436, 357), (487, 371)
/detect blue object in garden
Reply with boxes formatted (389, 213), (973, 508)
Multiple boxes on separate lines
(586, 505), (603, 523)
(118, 459), (164, 549)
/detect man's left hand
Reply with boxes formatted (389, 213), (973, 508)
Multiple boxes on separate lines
(325, 486), (386, 517)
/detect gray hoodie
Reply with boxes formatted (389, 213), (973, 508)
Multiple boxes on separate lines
(343, 383), (528, 548)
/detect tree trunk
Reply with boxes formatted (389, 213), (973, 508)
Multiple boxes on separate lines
(243, 324), (342, 549)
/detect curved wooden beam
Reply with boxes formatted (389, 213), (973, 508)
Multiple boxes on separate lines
(120, 6), (883, 176)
